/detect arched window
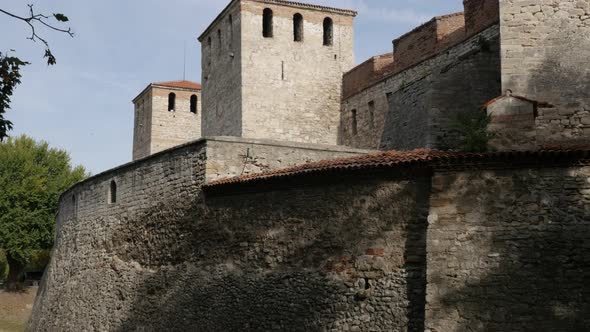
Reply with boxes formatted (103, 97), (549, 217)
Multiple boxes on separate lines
(293, 13), (303, 42)
(109, 180), (117, 204)
(168, 93), (176, 112)
(323, 17), (333, 46)
(190, 94), (198, 114)
(263, 8), (273, 38)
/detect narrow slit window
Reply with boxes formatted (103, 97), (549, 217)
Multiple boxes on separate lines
(217, 29), (222, 54)
(228, 14), (233, 49)
(109, 180), (117, 204)
(351, 109), (358, 135)
(368, 101), (375, 128)
(323, 17), (333, 46)
(190, 95), (198, 114)
(263, 8), (273, 38)
(168, 93), (176, 112)
(293, 13), (303, 42)
(207, 37), (212, 65)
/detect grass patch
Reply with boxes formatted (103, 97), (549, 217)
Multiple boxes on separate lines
(0, 318), (26, 332)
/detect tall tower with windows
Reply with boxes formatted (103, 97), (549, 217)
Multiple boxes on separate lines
(132, 80), (202, 160)
(198, 0), (356, 145)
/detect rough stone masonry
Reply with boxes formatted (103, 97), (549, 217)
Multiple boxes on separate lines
(29, 0), (590, 331)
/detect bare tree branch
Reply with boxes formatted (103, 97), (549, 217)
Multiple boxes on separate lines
(0, 4), (74, 65)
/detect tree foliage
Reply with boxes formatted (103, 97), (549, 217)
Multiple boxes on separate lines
(438, 110), (495, 153)
(0, 4), (74, 141)
(0, 53), (28, 141)
(0, 135), (87, 289)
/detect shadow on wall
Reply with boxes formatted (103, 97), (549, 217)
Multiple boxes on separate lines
(380, 33), (502, 151)
(427, 167), (590, 331)
(504, 22), (590, 146)
(106, 175), (431, 331)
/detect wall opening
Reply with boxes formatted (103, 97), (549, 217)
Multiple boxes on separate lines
(217, 29), (222, 54)
(168, 93), (176, 112)
(109, 180), (117, 204)
(228, 14), (233, 49)
(72, 194), (77, 218)
(207, 37), (212, 66)
(351, 109), (358, 135)
(190, 94), (198, 114)
(368, 101), (375, 128)
(293, 13), (303, 42)
(323, 17), (333, 46)
(263, 8), (273, 38)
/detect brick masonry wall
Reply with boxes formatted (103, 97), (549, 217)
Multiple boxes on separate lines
(340, 25), (501, 150)
(201, 2), (243, 137)
(240, 1), (354, 145)
(500, 0), (590, 146)
(393, 14), (465, 74)
(342, 53), (394, 100)
(426, 166), (590, 331)
(150, 87), (202, 155)
(464, 0), (500, 36)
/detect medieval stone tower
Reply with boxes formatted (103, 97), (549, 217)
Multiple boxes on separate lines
(198, 0), (356, 145)
(132, 80), (202, 160)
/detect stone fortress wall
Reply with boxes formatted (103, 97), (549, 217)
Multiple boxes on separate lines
(29, 0), (590, 331)
(341, 0), (590, 151)
(30, 146), (590, 331)
(499, 0), (590, 147)
(340, 0), (501, 150)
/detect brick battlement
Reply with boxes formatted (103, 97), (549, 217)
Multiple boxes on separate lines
(464, 0), (500, 36)
(343, 0), (500, 101)
(342, 53), (395, 100)
(393, 12), (466, 73)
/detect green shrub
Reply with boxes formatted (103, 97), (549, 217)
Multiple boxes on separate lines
(438, 110), (494, 152)
(0, 250), (7, 281)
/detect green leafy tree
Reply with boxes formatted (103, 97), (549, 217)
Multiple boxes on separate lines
(0, 4), (73, 141)
(438, 110), (495, 152)
(0, 135), (87, 290)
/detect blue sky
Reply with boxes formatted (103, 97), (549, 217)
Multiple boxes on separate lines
(2, 0), (463, 174)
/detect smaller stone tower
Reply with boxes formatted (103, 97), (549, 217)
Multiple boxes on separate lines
(132, 80), (202, 160)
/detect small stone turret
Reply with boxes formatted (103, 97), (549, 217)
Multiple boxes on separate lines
(132, 80), (202, 160)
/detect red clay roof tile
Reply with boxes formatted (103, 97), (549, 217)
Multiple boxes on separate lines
(204, 147), (590, 189)
(153, 80), (202, 90)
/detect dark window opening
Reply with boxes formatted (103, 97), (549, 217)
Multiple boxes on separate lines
(323, 17), (333, 46)
(293, 13), (303, 42)
(109, 180), (117, 204)
(229, 14), (234, 48)
(351, 109), (357, 135)
(263, 8), (273, 38)
(368, 101), (375, 128)
(168, 93), (176, 112)
(217, 29), (222, 54)
(207, 37), (212, 65)
(190, 95), (198, 114)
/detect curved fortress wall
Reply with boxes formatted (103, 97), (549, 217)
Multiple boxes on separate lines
(28, 137), (370, 331)
(30, 148), (590, 331)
